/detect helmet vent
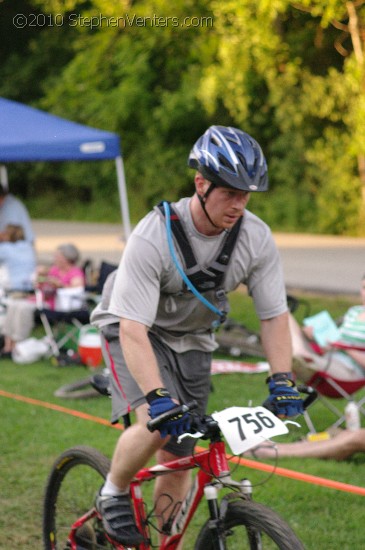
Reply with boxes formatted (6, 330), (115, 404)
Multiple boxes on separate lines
(226, 135), (239, 145)
(218, 153), (234, 173)
(210, 136), (221, 147)
(237, 152), (248, 172)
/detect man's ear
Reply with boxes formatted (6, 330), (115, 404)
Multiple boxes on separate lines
(194, 172), (209, 195)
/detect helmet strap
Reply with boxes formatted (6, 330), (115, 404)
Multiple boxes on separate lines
(196, 183), (220, 229)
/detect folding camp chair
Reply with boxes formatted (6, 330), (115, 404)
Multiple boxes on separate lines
(302, 370), (365, 432)
(34, 287), (91, 361)
(85, 261), (118, 294)
(37, 307), (90, 359)
(35, 261), (118, 363)
(295, 340), (365, 433)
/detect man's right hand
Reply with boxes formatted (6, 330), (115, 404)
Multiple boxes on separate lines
(146, 388), (190, 438)
(263, 373), (304, 418)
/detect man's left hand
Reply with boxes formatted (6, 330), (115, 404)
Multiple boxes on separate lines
(263, 372), (304, 417)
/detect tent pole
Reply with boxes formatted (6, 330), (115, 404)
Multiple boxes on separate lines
(0, 165), (8, 191)
(115, 156), (131, 240)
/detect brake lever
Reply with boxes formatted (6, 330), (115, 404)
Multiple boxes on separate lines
(177, 431), (205, 443)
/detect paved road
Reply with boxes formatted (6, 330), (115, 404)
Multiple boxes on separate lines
(274, 233), (365, 296)
(33, 221), (365, 296)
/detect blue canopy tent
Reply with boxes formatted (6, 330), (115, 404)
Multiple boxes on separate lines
(0, 97), (131, 238)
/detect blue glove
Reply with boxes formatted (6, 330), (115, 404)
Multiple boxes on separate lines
(146, 388), (190, 438)
(263, 373), (304, 417)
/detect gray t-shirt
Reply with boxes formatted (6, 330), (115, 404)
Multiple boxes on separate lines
(90, 270), (118, 329)
(102, 197), (287, 353)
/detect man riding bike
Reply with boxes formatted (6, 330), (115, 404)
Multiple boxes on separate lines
(91, 125), (303, 547)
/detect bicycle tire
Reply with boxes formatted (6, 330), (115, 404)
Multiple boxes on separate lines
(194, 500), (304, 550)
(43, 445), (112, 550)
(54, 377), (101, 399)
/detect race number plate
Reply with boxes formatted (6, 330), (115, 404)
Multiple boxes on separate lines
(211, 406), (289, 455)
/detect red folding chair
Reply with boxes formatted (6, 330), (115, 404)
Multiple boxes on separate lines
(300, 340), (365, 432)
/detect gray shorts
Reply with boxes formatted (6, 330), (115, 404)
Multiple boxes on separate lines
(101, 324), (212, 456)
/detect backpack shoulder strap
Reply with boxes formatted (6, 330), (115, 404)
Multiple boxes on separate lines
(157, 201), (197, 269)
(213, 215), (243, 271)
(157, 200), (242, 290)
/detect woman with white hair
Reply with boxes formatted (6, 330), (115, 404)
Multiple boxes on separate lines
(0, 243), (85, 358)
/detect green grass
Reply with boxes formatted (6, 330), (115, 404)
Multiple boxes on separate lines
(0, 289), (364, 549)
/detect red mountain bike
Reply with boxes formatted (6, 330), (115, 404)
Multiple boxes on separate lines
(43, 390), (315, 550)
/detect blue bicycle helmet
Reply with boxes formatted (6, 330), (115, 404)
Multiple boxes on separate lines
(188, 125), (268, 192)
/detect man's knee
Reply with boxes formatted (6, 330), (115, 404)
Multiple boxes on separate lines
(126, 404), (171, 451)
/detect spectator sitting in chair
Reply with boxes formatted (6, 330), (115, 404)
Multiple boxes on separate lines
(0, 224), (36, 291)
(291, 274), (365, 383)
(0, 243), (85, 358)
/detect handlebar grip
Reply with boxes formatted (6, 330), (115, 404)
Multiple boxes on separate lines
(263, 384), (318, 415)
(147, 400), (198, 432)
(297, 384), (318, 410)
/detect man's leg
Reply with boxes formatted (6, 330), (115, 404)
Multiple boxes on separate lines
(109, 405), (192, 518)
(97, 403), (167, 546)
(104, 403), (192, 545)
(108, 403), (165, 488)
(153, 447), (192, 527)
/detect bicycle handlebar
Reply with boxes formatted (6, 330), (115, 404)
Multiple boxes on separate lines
(297, 384), (318, 409)
(146, 386), (317, 433)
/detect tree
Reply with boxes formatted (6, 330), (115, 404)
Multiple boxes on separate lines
(289, 1), (365, 231)
(25, 0), (218, 219)
(197, 0), (365, 233)
(2, 0), (365, 233)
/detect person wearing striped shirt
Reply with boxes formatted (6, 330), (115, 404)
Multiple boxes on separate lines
(292, 274), (365, 382)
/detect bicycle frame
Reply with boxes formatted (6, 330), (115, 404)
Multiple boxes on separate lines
(129, 440), (240, 550)
(56, 398), (316, 550)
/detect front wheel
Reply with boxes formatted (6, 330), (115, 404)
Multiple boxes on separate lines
(43, 445), (112, 550)
(194, 500), (304, 550)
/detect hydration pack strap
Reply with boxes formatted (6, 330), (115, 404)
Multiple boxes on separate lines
(157, 202), (196, 269)
(157, 201), (242, 287)
(158, 201), (241, 328)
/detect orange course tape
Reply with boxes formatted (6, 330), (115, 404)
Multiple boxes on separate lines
(1, 388), (365, 496)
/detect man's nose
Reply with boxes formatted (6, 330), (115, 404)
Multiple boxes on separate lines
(233, 193), (249, 208)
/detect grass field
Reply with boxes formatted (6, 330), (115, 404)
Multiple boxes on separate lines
(1, 289), (364, 549)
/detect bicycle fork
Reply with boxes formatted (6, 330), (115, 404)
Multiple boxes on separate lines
(204, 477), (253, 550)
(204, 484), (226, 550)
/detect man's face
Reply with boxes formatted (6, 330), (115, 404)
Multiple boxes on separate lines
(204, 185), (250, 230)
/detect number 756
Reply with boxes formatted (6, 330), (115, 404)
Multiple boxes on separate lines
(228, 411), (275, 440)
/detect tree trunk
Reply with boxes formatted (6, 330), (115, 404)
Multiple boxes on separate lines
(347, 2), (365, 230)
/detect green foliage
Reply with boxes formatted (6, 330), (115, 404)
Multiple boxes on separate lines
(298, 0), (351, 28)
(1, 0), (365, 232)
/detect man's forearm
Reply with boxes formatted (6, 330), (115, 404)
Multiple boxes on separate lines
(260, 312), (293, 375)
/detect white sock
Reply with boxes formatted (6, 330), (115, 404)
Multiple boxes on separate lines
(101, 474), (129, 497)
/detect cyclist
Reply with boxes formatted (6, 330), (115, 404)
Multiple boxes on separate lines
(90, 125), (304, 547)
